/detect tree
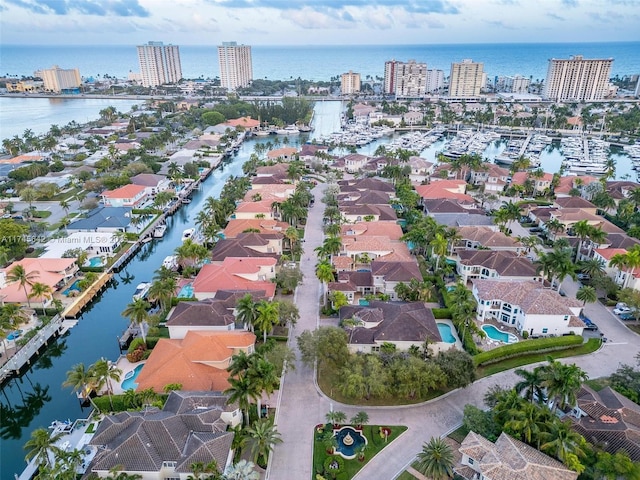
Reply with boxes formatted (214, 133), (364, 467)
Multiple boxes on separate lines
(147, 277), (176, 313)
(121, 298), (151, 343)
(224, 460), (260, 480)
(6, 264), (39, 308)
(350, 411), (369, 428)
(62, 363), (100, 411)
(24, 427), (64, 469)
(576, 285), (597, 305)
(540, 357), (588, 412)
(414, 437), (455, 480)
(91, 357), (122, 411)
(325, 410), (347, 425)
(235, 294), (260, 331)
(539, 420), (587, 470)
(297, 327), (349, 370)
(224, 375), (261, 426)
(434, 349), (476, 389)
(246, 418), (283, 467)
(188, 460), (221, 480)
(514, 367), (545, 404)
(610, 245), (640, 289)
(28, 282), (53, 315)
(253, 300), (279, 343)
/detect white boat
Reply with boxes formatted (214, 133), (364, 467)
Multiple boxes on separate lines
(181, 198), (192, 204)
(132, 282), (151, 301)
(255, 130), (271, 137)
(275, 125), (300, 135)
(152, 224), (167, 238)
(162, 255), (178, 271)
(182, 228), (195, 241)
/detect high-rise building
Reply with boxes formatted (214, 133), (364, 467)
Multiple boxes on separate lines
(136, 41), (182, 88)
(495, 74), (531, 94)
(383, 60), (427, 97)
(340, 71), (361, 95)
(448, 59), (484, 97)
(426, 69), (445, 94)
(542, 55), (613, 101)
(635, 76), (640, 97)
(218, 41), (253, 91)
(39, 65), (81, 93)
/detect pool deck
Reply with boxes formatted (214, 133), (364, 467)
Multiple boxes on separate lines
(436, 318), (464, 351)
(476, 317), (521, 349)
(112, 356), (145, 394)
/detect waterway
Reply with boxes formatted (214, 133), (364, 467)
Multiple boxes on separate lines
(0, 100), (341, 479)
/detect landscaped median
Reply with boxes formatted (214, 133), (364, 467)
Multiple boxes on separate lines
(473, 335), (584, 367)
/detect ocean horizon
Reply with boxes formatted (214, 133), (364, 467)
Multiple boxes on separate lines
(2, 42), (639, 83)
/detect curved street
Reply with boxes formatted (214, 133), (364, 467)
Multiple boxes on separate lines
(267, 180), (640, 480)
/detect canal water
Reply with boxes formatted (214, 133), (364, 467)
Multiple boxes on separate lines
(0, 100), (342, 479)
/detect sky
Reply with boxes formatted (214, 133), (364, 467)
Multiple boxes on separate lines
(0, 0), (639, 46)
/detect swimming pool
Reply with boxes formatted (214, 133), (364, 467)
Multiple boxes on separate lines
(87, 256), (103, 267)
(62, 280), (81, 296)
(436, 322), (456, 343)
(482, 324), (518, 344)
(177, 283), (194, 298)
(7, 329), (23, 341)
(121, 364), (144, 391)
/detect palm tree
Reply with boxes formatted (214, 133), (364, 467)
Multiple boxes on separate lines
(224, 375), (261, 426)
(430, 232), (448, 272)
(28, 282), (53, 315)
(224, 460), (260, 480)
(540, 357), (588, 412)
(188, 460), (221, 480)
(505, 401), (546, 446)
(350, 411), (369, 428)
(579, 258), (605, 279)
(24, 427), (64, 468)
(414, 437), (455, 480)
(315, 260), (335, 305)
(284, 226), (299, 254)
(576, 285), (597, 305)
(514, 367), (545, 404)
(91, 357), (122, 411)
(147, 277), (176, 313)
(235, 294), (259, 331)
(610, 245), (640, 289)
(6, 264), (39, 308)
(540, 420), (587, 465)
(121, 298), (151, 343)
(254, 300), (279, 343)
(62, 363), (100, 410)
(246, 418), (283, 466)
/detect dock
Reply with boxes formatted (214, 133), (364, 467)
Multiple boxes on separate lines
(517, 134), (533, 157)
(63, 272), (114, 319)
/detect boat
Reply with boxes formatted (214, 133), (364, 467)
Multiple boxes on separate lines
(182, 228), (195, 241)
(275, 125), (300, 135)
(132, 282), (151, 301)
(255, 129), (271, 137)
(162, 255), (178, 271)
(181, 198), (192, 204)
(153, 224), (167, 238)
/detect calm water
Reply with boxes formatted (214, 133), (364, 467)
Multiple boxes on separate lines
(0, 101), (339, 479)
(2, 42), (639, 82)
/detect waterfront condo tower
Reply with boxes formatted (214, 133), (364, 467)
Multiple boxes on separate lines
(39, 65), (81, 93)
(449, 59), (485, 97)
(542, 55), (613, 101)
(383, 60), (427, 97)
(341, 71), (361, 95)
(136, 41), (183, 88)
(218, 41), (253, 91)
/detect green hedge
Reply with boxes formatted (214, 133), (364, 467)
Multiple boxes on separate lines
(432, 308), (452, 319)
(473, 335), (583, 366)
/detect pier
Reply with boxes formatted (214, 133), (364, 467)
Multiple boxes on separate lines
(64, 272), (114, 318)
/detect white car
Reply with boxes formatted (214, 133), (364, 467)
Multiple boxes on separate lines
(614, 307), (631, 315)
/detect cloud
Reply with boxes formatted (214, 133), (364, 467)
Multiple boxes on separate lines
(587, 9), (628, 22)
(5, 0), (150, 16)
(560, 0), (578, 6)
(207, 0), (459, 14)
(546, 12), (566, 20)
(494, 0), (520, 4)
(280, 7), (354, 29)
(485, 19), (517, 29)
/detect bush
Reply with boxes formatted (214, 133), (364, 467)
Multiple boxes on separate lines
(473, 335), (584, 366)
(146, 337), (161, 349)
(323, 455), (344, 475)
(432, 308), (452, 319)
(128, 337), (146, 353)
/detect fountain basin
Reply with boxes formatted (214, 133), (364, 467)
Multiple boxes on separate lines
(333, 426), (367, 460)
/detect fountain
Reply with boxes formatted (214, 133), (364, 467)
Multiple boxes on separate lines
(333, 426), (367, 459)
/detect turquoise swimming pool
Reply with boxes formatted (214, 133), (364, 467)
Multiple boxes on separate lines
(87, 256), (103, 267)
(62, 280), (81, 296)
(436, 322), (456, 343)
(482, 324), (518, 344)
(121, 364), (144, 391)
(178, 283), (194, 298)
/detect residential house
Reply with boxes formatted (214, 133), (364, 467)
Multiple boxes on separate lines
(341, 221), (404, 241)
(593, 248), (640, 289)
(135, 330), (256, 393)
(511, 171), (554, 195)
(225, 116), (260, 131)
(210, 233), (283, 262)
(66, 206), (131, 233)
(328, 271), (375, 305)
(469, 163), (510, 193)
(455, 226), (522, 252)
(338, 190), (393, 206)
(407, 156), (435, 183)
(42, 232), (121, 259)
(222, 218), (290, 238)
(100, 184), (148, 208)
(336, 153), (370, 173)
(554, 175), (599, 197)
(553, 196), (598, 214)
(232, 200), (274, 220)
(570, 386), (640, 461)
(299, 144), (330, 168)
(371, 260), (423, 300)
(431, 212), (497, 229)
(340, 204), (397, 223)
(340, 236), (412, 263)
(255, 163), (289, 178)
(130, 173), (173, 196)
(415, 180), (475, 207)
(338, 178), (396, 193)
(0, 258), (78, 305)
(456, 250), (539, 284)
(166, 298), (237, 338)
(243, 184), (296, 201)
(192, 257), (277, 300)
(455, 431), (577, 480)
(472, 279), (585, 337)
(266, 147), (298, 162)
(88, 390), (238, 479)
(606, 180), (640, 204)
(340, 301), (452, 354)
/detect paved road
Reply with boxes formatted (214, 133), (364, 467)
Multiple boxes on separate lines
(267, 186), (640, 480)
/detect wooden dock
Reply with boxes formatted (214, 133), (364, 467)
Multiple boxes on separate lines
(63, 272), (114, 319)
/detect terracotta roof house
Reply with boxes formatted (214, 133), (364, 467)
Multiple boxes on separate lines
(511, 171), (554, 195)
(604, 233), (640, 250)
(255, 163), (289, 178)
(340, 204), (398, 222)
(606, 180), (640, 201)
(225, 116), (260, 129)
(341, 221), (404, 241)
(332, 255), (355, 272)
(456, 431), (578, 480)
(570, 386), (640, 461)
(299, 144), (330, 166)
(135, 331), (256, 393)
(415, 180), (475, 205)
(338, 190), (393, 206)
(166, 299), (238, 338)
(371, 260), (422, 300)
(100, 183), (148, 208)
(456, 250), (539, 284)
(328, 271), (375, 305)
(338, 177), (395, 193)
(554, 196), (597, 213)
(0, 258), (78, 305)
(266, 147), (298, 162)
(469, 163), (510, 193)
(593, 247), (640, 289)
(455, 226), (522, 252)
(192, 258), (277, 300)
(222, 218), (290, 238)
(407, 156), (435, 183)
(340, 236), (411, 262)
(210, 233), (282, 262)
(472, 279), (584, 337)
(335, 153), (370, 173)
(232, 200), (275, 220)
(340, 301), (451, 354)
(243, 184), (295, 200)
(554, 175), (599, 197)
(88, 391), (239, 478)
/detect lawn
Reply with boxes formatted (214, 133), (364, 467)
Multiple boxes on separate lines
(312, 424), (407, 480)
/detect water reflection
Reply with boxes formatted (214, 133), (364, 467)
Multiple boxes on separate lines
(0, 383), (51, 440)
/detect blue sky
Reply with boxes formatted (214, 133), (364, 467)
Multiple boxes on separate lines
(1, 0), (639, 45)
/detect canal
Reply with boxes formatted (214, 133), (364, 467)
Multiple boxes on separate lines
(0, 100), (343, 479)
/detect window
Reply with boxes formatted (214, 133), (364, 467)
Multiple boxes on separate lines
(468, 457), (474, 465)
(542, 328), (548, 334)
(371, 346), (380, 352)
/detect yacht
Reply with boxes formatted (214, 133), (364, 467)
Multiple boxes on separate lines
(152, 224), (167, 238)
(132, 282), (151, 301)
(182, 228), (195, 241)
(181, 198), (192, 204)
(162, 255), (178, 271)
(275, 125), (300, 135)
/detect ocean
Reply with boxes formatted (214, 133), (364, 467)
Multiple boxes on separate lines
(2, 42), (639, 82)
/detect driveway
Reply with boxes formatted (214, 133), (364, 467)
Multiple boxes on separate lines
(267, 186), (640, 480)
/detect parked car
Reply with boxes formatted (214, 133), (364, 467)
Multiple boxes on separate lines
(614, 306), (632, 315)
(529, 227), (543, 233)
(619, 312), (636, 321)
(582, 317), (599, 330)
(577, 273), (590, 280)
